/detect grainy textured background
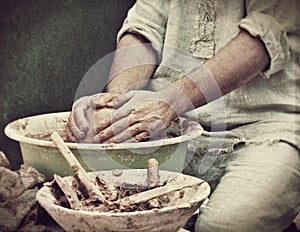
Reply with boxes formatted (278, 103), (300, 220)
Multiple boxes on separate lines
(0, 0), (135, 169)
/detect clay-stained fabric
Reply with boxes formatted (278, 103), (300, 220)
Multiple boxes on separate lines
(0, 164), (48, 232)
(190, 0), (216, 59)
(117, 0), (300, 150)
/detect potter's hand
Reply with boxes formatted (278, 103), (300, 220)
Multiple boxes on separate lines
(93, 90), (178, 143)
(66, 93), (122, 142)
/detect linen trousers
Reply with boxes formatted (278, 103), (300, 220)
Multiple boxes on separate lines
(184, 133), (300, 232)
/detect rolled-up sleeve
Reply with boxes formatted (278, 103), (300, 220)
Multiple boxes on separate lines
(117, 0), (169, 60)
(238, 0), (299, 78)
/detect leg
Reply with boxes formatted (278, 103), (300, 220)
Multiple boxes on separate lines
(195, 141), (300, 232)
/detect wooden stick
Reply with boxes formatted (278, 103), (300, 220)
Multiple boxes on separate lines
(119, 174), (204, 206)
(51, 131), (108, 203)
(53, 174), (82, 210)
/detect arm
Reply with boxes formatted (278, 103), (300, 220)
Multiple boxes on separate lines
(67, 33), (157, 140)
(67, 0), (168, 142)
(105, 33), (157, 94)
(162, 29), (270, 114)
(106, 0), (169, 94)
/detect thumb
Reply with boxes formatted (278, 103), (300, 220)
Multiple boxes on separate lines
(106, 91), (135, 108)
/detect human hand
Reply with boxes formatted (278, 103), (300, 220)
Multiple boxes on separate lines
(93, 90), (178, 143)
(66, 93), (122, 142)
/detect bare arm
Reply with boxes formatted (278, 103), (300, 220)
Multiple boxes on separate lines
(162, 29), (271, 114)
(105, 33), (157, 94)
(67, 33), (157, 141)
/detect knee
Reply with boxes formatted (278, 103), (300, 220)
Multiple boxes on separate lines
(194, 205), (264, 232)
(195, 209), (233, 232)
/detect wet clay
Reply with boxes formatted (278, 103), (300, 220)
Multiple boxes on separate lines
(51, 179), (170, 213)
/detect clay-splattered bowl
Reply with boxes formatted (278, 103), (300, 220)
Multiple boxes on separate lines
(5, 112), (203, 180)
(36, 169), (210, 232)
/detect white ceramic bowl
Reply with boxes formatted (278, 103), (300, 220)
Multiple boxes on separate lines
(36, 169), (210, 232)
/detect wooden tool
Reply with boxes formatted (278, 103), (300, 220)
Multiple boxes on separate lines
(51, 131), (117, 207)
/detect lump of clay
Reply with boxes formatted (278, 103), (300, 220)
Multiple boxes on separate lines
(0, 167), (26, 200)
(19, 164), (46, 189)
(0, 151), (53, 232)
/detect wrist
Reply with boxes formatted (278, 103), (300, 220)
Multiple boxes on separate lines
(105, 82), (126, 95)
(159, 84), (195, 116)
(159, 65), (216, 115)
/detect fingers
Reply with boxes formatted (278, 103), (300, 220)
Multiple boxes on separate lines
(67, 94), (99, 139)
(67, 93), (132, 141)
(65, 119), (76, 143)
(123, 131), (151, 143)
(92, 93), (116, 108)
(94, 117), (167, 144)
(106, 91), (135, 108)
(73, 101), (91, 134)
(93, 107), (115, 133)
(93, 101), (133, 134)
(106, 94), (129, 108)
(93, 117), (133, 143)
(70, 95), (97, 139)
(91, 93), (131, 109)
(67, 112), (85, 139)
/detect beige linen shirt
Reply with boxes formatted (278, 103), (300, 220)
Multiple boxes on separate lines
(117, 0), (300, 149)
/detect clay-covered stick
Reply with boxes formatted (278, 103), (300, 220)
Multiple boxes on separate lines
(53, 174), (82, 210)
(51, 131), (109, 204)
(119, 174), (204, 207)
(146, 158), (160, 188)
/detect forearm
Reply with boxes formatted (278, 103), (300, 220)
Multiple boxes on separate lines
(105, 33), (158, 94)
(163, 29), (271, 114)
